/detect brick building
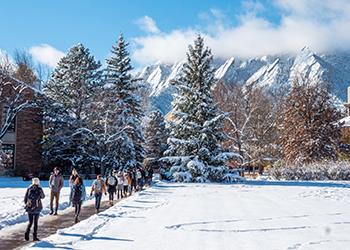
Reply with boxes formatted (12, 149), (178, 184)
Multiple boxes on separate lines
(0, 76), (43, 176)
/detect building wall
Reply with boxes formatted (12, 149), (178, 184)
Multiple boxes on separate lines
(0, 79), (43, 176)
(15, 107), (43, 175)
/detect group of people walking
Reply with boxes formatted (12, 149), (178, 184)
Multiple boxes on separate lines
(23, 166), (153, 242)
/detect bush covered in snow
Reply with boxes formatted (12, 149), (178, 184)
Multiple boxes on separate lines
(268, 161), (350, 180)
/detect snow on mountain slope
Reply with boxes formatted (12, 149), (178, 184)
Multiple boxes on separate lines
(138, 48), (350, 114)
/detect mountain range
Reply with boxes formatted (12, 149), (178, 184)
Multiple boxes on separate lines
(136, 47), (350, 114)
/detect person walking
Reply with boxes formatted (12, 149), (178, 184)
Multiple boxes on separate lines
(90, 174), (106, 213)
(126, 171), (132, 195)
(106, 171), (117, 206)
(49, 167), (64, 215)
(131, 169), (137, 192)
(116, 171), (124, 199)
(24, 178), (45, 242)
(136, 168), (142, 191)
(69, 168), (79, 188)
(123, 172), (129, 197)
(148, 167), (154, 186)
(69, 177), (86, 223)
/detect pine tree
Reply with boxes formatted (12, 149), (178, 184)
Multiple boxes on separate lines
(43, 44), (101, 172)
(145, 110), (168, 161)
(279, 80), (341, 163)
(163, 35), (236, 182)
(104, 34), (144, 170)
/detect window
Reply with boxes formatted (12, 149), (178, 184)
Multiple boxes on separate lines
(2, 144), (15, 169)
(1, 106), (16, 132)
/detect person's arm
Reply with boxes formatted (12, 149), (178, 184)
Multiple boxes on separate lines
(103, 180), (107, 194)
(24, 188), (29, 204)
(40, 187), (45, 199)
(90, 181), (95, 196)
(82, 185), (86, 201)
(59, 175), (64, 190)
(49, 175), (52, 189)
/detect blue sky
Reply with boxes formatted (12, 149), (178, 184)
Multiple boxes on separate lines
(0, 0), (349, 68)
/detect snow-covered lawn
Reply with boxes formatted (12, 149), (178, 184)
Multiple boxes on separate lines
(26, 180), (350, 250)
(0, 177), (93, 231)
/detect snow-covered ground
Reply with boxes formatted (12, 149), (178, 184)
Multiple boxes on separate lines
(25, 180), (350, 250)
(0, 177), (93, 231)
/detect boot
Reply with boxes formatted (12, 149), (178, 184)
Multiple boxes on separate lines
(49, 210), (54, 215)
(24, 231), (29, 241)
(74, 216), (79, 224)
(33, 234), (40, 242)
(53, 209), (58, 216)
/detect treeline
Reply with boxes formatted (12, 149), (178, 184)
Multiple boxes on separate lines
(214, 75), (343, 169)
(0, 34), (345, 181)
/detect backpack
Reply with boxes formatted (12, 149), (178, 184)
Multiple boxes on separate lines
(26, 187), (41, 212)
(107, 176), (117, 186)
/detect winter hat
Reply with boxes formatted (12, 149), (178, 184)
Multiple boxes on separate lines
(32, 178), (40, 186)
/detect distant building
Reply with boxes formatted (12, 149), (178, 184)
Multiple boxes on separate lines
(0, 76), (43, 176)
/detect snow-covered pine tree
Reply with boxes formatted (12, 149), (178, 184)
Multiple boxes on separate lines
(104, 34), (144, 170)
(43, 44), (102, 172)
(145, 110), (168, 162)
(279, 79), (342, 163)
(163, 35), (237, 182)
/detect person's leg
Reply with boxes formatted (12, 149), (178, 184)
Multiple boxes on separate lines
(50, 191), (54, 214)
(33, 214), (39, 241)
(95, 193), (102, 211)
(75, 203), (81, 223)
(77, 202), (81, 217)
(94, 193), (99, 210)
(98, 193), (102, 209)
(25, 213), (34, 240)
(54, 191), (60, 214)
(74, 204), (78, 216)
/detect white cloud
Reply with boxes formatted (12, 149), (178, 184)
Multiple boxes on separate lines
(29, 44), (65, 68)
(136, 16), (160, 34)
(132, 0), (350, 65)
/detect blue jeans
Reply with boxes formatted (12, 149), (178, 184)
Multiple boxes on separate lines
(94, 193), (102, 210)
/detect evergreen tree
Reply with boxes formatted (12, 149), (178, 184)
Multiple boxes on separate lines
(43, 44), (101, 172)
(163, 35), (236, 182)
(279, 80), (341, 163)
(104, 34), (144, 170)
(145, 110), (168, 161)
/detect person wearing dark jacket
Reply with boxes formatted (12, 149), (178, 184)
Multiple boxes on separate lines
(24, 178), (45, 242)
(49, 167), (64, 215)
(106, 171), (117, 206)
(69, 177), (86, 223)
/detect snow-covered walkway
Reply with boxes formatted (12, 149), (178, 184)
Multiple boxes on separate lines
(25, 180), (350, 250)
